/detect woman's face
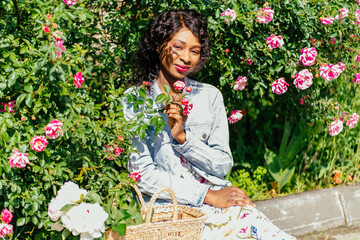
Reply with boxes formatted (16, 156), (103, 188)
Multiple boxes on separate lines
(159, 27), (201, 82)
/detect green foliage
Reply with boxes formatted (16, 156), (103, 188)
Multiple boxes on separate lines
(2, 0), (360, 238)
(229, 166), (268, 201)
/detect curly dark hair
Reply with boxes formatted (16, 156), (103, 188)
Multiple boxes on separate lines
(129, 9), (211, 86)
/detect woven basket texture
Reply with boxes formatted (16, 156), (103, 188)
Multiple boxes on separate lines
(105, 185), (207, 240)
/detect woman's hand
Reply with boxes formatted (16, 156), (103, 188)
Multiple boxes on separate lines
(204, 186), (256, 208)
(163, 102), (187, 144)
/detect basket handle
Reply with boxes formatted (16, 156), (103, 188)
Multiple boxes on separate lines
(131, 185), (179, 223)
(145, 187), (179, 224)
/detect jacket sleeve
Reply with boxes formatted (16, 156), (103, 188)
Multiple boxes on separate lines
(171, 90), (233, 178)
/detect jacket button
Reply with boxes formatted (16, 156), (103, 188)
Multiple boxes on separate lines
(202, 133), (206, 139)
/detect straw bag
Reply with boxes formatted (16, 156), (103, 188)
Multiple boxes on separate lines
(105, 185), (207, 240)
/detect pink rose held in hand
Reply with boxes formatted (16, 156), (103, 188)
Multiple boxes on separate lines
(173, 80), (185, 91)
(1, 209), (13, 224)
(30, 135), (48, 152)
(9, 149), (29, 168)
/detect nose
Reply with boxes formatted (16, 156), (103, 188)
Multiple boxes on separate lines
(180, 50), (191, 64)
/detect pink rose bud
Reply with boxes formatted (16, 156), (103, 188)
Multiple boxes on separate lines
(52, 23), (58, 28)
(225, 49), (230, 53)
(186, 86), (192, 92)
(300, 97), (305, 105)
(46, 14), (51, 19)
(118, 135), (124, 141)
(30, 135), (48, 152)
(1, 209), (13, 224)
(173, 80), (185, 91)
(42, 25), (50, 33)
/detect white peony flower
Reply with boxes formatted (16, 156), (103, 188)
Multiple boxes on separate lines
(61, 203), (109, 240)
(48, 181), (88, 222)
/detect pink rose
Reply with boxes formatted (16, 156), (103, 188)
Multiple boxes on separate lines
(74, 71), (85, 88)
(356, 54), (360, 62)
(30, 135), (48, 152)
(233, 76), (247, 91)
(1, 209), (13, 224)
(45, 119), (63, 139)
(266, 34), (285, 50)
(228, 110), (243, 124)
(0, 223), (13, 238)
(329, 118), (343, 136)
(294, 69), (313, 90)
(0, 101), (16, 114)
(183, 103), (193, 115)
(64, 0), (78, 6)
(256, 6), (274, 24)
(42, 25), (50, 33)
(271, 78), (289, 95)
(336, 62), (346, 73)
(320, 17), (335, 25)
(186, 86), (192, 92)
(173, 80), (185, 91)
(129, 171), (141, 181)
(54, 39), (66, 59)
(339, 8), (349, 19)
(118, 135), (124, 141)
(346, 113), (359, 129)
(9, 149), (29, 168)
(221, 8), (237, 23)
(299, 47), (317, 66)
(181, 98), (189, 106)
(320, 63), (341, 81)
(246, 59), (254, 66)
(353, 73), (360, 84)
(114, 147), (123, 157)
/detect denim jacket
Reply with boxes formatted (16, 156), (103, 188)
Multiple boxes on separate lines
(123, 77), (233, 207)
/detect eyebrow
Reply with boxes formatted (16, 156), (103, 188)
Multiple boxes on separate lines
(173, 39), (201, 48)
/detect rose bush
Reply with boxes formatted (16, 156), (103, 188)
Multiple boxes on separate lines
(2, 0), (360, 239)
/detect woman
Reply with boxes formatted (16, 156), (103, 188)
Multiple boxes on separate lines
(123, 9), (296, 240)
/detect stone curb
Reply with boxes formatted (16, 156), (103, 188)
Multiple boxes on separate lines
(254, 183), (360, 236)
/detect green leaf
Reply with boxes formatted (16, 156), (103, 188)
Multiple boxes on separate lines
(139, 89), (146, 99)
(62, 229), (71, 240)
(279, 166), (295, 190)
(111, 224), (126, 236)
(264, 148), (281, 182)
(155, 93), (167, 105)
(86, 191), (103, 204)
(163, 84), (171, 93)
(16, 217), (26, 226)
(25, 93), (33, 107)
(60, 204), (77, 212)
(16, 93), (27, 107)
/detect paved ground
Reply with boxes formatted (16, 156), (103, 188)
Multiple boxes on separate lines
(254, 183), (360, 239)
(297, 225), (360, 240)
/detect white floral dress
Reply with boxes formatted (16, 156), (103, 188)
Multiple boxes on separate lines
(180, 156), (296, 240)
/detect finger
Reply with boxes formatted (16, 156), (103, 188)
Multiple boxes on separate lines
(169, 102), (181, 109)
(234, 200), (247, 207)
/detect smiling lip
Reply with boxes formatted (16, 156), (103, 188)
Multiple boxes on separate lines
(175, 65), (189, 73)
